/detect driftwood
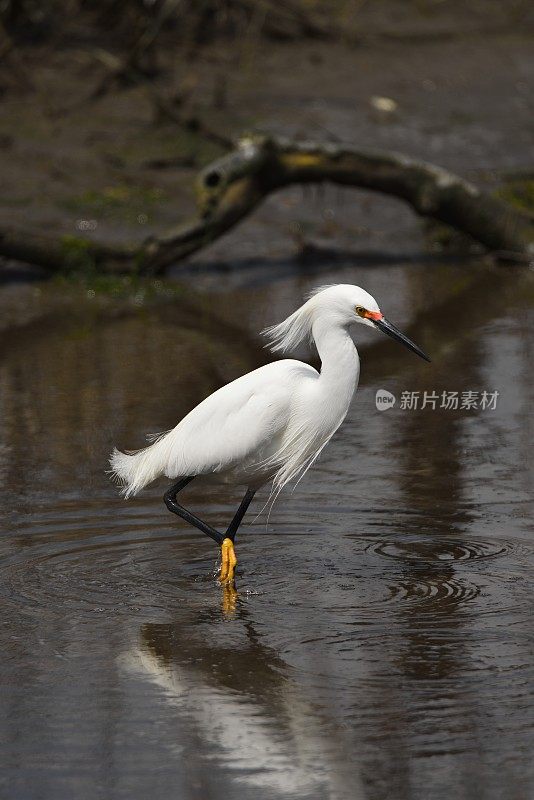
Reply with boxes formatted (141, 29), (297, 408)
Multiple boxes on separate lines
(1, 134), (533, 274)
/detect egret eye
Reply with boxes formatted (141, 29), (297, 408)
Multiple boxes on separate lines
(355, 306), (366, 317)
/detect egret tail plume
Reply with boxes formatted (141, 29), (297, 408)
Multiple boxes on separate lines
(109, 431), (171, 498)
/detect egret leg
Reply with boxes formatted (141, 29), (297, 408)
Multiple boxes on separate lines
(219, 488), (256, 585)
(164, 477), (224, 546)
(163, 480), (256, 586)
(226, 488), (256, 542)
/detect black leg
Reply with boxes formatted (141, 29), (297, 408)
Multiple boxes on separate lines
(226, 488), (256, 542)
(164, 476), (224, 546)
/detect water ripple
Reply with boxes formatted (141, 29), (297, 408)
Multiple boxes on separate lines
(367, 537), (516, 563)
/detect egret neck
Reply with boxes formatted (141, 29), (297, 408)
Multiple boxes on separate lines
(312, 316), (360, 424)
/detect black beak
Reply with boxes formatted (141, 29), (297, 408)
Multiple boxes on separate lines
(373, 317), (431, 362)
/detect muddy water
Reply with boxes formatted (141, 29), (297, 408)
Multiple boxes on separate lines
(0, 259), (533, 800)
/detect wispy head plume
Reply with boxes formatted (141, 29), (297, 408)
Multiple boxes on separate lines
(262, 285), (334, 353)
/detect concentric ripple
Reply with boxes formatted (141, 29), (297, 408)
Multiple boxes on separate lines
(367, 537), (515, 563)
(0, 500), (224, 618)
(2, 503), (533, 638)
(389, 575), (480, 606)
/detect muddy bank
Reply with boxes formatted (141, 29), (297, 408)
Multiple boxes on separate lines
(1, 24), (533, 270)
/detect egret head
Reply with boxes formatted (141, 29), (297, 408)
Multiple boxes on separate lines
(309, 284), (381, 327)
(311, 284), (430, 362)
(264, 284), (430, 362)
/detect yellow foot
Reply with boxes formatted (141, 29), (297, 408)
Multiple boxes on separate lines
(219, 537), (237, 585)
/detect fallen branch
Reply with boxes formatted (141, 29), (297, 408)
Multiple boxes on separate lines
(194, 135), (534, 253)
(1, 134), (533, 274)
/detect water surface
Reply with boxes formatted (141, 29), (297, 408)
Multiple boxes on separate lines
(0, 259), (533, 800)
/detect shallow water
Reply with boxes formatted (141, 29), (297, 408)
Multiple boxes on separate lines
(0, 258), (533, 800)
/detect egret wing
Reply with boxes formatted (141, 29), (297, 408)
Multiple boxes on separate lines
(163, 361), (313, 479)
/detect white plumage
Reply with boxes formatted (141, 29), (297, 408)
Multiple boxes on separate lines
(110, 284), (428, 504)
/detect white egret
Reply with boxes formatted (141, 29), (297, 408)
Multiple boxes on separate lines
(110, 284), (429, 585)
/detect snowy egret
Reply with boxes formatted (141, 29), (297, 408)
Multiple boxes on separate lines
(110, 284), (429, 584)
